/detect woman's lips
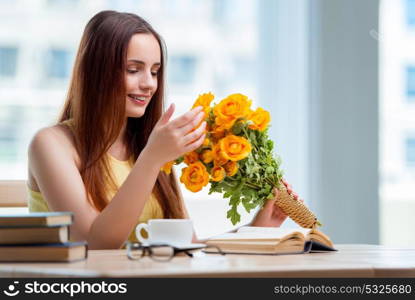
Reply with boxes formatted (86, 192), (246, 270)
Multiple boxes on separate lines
(128, 94), (147, 106)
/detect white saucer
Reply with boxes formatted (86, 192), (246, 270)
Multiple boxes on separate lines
(144, 242), (206, 250)
(170, 243), (206, 250)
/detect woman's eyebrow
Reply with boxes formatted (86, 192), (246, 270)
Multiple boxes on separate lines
(127, 59), (161, 67)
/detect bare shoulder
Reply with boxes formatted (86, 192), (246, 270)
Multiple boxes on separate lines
(29, 124), (78, 163)
(28, 124), (80, 190)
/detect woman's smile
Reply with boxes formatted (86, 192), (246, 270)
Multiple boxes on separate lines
(127, 94), (149, 105)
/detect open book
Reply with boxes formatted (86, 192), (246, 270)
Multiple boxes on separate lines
(205, 226), (336, 255)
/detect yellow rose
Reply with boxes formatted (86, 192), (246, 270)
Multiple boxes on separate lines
(214, 121), (234, 132)
(212, 143), (228, 166)
(218, 134), (252, 161)
(223, 161), (239, 176)
(161, 161), (174, 174)
(213, 93), (252, 125)
(180, 162), (210, 192)
(200, 149), (213, 164)
(203, 137), (211, 147)
(184, 151), (200, 165)
(211, 127), (226, 141)
(192, 92), (214, 116)
(248, 107), (270, 131)
(211, 166), (226, 182)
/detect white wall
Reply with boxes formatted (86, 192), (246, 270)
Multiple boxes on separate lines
(309, 0), (379, 244)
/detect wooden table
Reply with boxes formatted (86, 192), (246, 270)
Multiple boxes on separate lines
(1, 245), (415, 278)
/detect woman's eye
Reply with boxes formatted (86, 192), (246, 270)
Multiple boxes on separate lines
(151, 71), (158, 76)
(127, 69), (138, 74)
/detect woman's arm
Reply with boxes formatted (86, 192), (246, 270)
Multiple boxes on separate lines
(29, 105), (206, 249)
(29, 127), (100, 244)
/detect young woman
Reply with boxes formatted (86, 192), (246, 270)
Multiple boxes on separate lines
(27, 11), (300, 250)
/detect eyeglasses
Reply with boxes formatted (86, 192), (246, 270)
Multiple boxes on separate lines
(126, 242), (224, 262)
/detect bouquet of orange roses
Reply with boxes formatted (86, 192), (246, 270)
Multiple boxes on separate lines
(162, 92), (320, 228)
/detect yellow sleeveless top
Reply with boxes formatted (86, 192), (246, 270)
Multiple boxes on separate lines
(28, 154), (164, 243)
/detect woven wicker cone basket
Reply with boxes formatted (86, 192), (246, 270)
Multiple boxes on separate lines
(275, 186), (319, 229)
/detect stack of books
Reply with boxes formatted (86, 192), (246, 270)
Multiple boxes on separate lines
(0, 212), (87, 262)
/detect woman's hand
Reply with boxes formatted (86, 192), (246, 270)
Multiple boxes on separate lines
(250, 179), (302, 227)
(144, 104), (206, 167)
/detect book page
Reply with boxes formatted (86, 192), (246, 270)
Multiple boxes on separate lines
(237, 227), (335, 250)
(208, 226), (309, 242)
(236, 226), (311, 237)
(208, 231), (282, 241)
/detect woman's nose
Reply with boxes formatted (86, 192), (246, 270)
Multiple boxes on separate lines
(139, 71), (157, 91)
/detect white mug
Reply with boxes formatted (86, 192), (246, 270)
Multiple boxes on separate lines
(135, 219), (193, 247)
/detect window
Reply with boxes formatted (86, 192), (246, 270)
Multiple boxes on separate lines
(233, 57), (256, 84)
(406, 65), (415, 99)
(168, 55), (197, 85)
(381, 0), (415, 247)
(406, 0), (415, 27)
(212, 0), (228, 23)
(44, 48), (73, 79)
(406, 137), (415, 166)
(0, 106), (20, 162)
(0, 0), (260, 238)
(0, 47), (18, 78)
(46, 0), (78, 8)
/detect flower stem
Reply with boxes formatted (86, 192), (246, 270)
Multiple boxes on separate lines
(245, 182), (260, 190)
(242, 126), (259, 152)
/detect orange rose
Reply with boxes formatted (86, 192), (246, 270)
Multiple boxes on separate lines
(248, 107), (270, 131)
(213, 93), (252, 125)
(212, 143), (228, 166)
(211, 166), (226, 182)
(192, 92), (214, 116)
(179, 162), (210, 192)
(161, 161), (174, 174)
(219, 135), (252, 161)
(200, 149), (213, 164)
(184, 151), (199, 165)
(223, 161), (239, 176)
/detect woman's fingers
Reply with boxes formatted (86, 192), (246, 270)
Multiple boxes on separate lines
(183, 121), (207, 145)
(178, 111), (205, 135)
(170, 106), (203, 128)
(157, 103), (175, 127)
(282, 178), (301, 200)
(282, 179), (290, 189)
(282, 178), (293, 194)
(184, 131), (206, 152)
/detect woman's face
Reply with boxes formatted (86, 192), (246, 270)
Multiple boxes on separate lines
(125, 33), (161, 118)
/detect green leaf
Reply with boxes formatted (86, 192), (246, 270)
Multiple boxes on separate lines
(174, 157), (184, 164)
(242, 196), (258, 213)
(227, 206), (241, 225)
(266, 166), (274, 174)
(223, 191), (232, 198)
(229, 193), (241, 206)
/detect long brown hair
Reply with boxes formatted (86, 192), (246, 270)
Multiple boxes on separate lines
(59, 10), (185, 219)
